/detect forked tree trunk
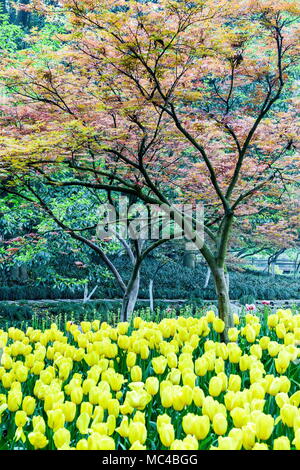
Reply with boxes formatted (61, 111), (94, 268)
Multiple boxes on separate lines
(213, 266), (234, 343)
(120, 270), (140, 322)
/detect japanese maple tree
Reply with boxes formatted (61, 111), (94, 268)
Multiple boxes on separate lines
(0, 0), (299, 340)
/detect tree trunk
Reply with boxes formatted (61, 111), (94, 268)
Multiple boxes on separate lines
(120, 270), (140, 322)
(225, 272), (230, 291)
(204, 267), (211, 288)
(149, 279), (154, 313)
(213, 266), (233, 343)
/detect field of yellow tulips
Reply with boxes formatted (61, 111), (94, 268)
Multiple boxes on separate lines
(0, 308), (299, 450)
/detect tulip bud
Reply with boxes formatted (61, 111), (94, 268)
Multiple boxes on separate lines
(213, 318), (225, 334)
(228, 374), (241, 392)
(126, 352), (136, 368)
(230, 407), (249, 428)
(228, 328), (239, 342)
(145, 377), (159, 395)
(15, 410), (27, 428)
(116, 416), (129, 437)
(71, 387), (83, 405)
(76, 412), (90, 435)
(195, 358), (208, 376)
(192, 387), (205, 407)
(273, 436), (290, 450)
(212, 413), (227, 435)
(22, 396), (36, 415)
(128, 421), (147, 445)
(280, 404), (298, 428)
(54, 428), (71, 449)
(152, 356), (167, 375)
(130, 366), (142, 382)
(255, 414), (274, 440)
(292, 429), (300, 450)
(209, 376), (223, 397)
(159, 423), (175, 448)
(241, 423), (256, 450)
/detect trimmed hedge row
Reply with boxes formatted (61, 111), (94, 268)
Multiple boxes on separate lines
(0, 260), (299, 302)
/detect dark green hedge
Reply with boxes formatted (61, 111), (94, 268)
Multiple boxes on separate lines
(0, 260), (299, 302)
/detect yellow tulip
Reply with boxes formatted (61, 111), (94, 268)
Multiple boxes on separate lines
(71, 387), (83, 405)
(241, 423), (256, 450)
(290, 390), (300, 407)
(130, 441), (147, 450)
(213, 318), (225, 334)
(169, 389), (183, 411)
(209, 376), (223, 397)
(268, 341), (281, 357)
(182, 434), (199, 450)
(22, 396), (36, 415)
(32, 416), (46, 433)
(28, 431), (48, 449)
(273, 436), (290, 450)
(7, 390), (22, 412)
(53, 428), (71, 449)
(76, 412), (90, 435)
(116, 416), (129, 437)
(245, 326), (256, 343)
(227, 344), (242, 363)
(126, 390), (151, 410)
(216, 436), (236, 450)
(107, 398), (119, 417)
(280, 404), (298, 428)
(126, 352), (136, 368)
(275, 323), (286, 339)
(212, 413), (227, 435)
(228, 374), (241, 392)
(228, 428), (243, 450)
(192, 387), (205, 407)
(275, 351), (291, 374)
(252, 443), (268, 450)
(230, 408), (249, 428)
(130, 365), (142, 382)
(255, 414), (274, 440)
(195, 357), (208, 376)
(152, 356), (167, 375)
(267, 314), (278, 328)
(128, 421), (147, 445)
(159, 423), (175, 448)
(15, 365), (28, 382)
(87, 433), (115, 450)
(206, 311), (216, 323)
(259, 336), (270, 350)
(202, 396), (218, 421)
(76, 439), (89, 450)
(292, 429), (300, 450)
(145, 377), (159, 395)
(15, 410), (27, 428)
(157, 414), (171, 431)
(228, 328), (239, 342)
(239, 354), (250, 371)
